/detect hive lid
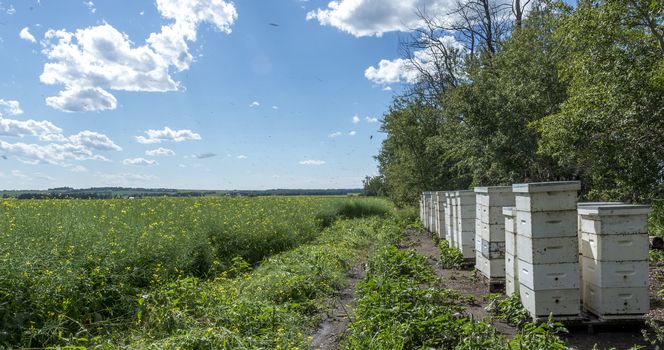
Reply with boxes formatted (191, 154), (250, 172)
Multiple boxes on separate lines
(577, 204), (650, 216)
(577, 202), (623, 207)
(502, 207), (515, 216)
(512, 181), (581, 193)
(474, 186), (513, 194)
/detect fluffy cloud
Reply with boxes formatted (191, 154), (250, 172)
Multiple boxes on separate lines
(146, 147), (175, 156)
(307, 0), (457, 37)
(348, 131), (357, 136)
(249, 101), (260, 107)
(123, 157), (159, 166)
(0, 140), (109, 165)
(365, 35), (464, 85)
(299, 159), (326, 165)
(0, 100), (121, 165)
(365, 116), (378, 123)
(0, 99), (23, 116)
(19, 27), (36, 43)
(69, 131), (122, 151)
(135, 127), (201, 144)
(352, 115), (360, 124)
(39, 0), (238, 112)
(237, 154), (247, 159)
(328, 131), (342, 138)
(0, 117), (63, 141)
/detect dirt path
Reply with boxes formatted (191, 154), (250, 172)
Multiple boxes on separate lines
(311, 253), (367, 350)
(403, 228), (662, 350)
(401, 228), (519, 338)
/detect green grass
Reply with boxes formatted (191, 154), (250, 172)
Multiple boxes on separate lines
(314, 197), (394, 227)
(0, 196), (392, 348)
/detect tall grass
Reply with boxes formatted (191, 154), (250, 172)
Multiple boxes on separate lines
(315, 197), (394, 227)
(0, 196), (389, 347)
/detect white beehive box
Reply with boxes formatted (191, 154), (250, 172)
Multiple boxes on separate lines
(445, 192), (454, 245)
(520, 285), (580, 317)
(516, 235), (578, 264)
(516, 210), (578, 238)
(481, 239), (505, 259)
(583, 282), (649, 316)
(475, 245), (487, 275)
(460, 244), (475, 260)
(506, 253), (518, 278)
(506, 272), (519, 296)
(478, 222), (506, 241)
(505, 227), (516, 256)
(581, 232), (649, 262)
(475, 186), (515, 206)
(581, 257), (648, 288)
(512, 181), (581, 212)
(450, 193), (458, 247)
(476, 205), (507, 225)
(579, 206), (650, 235)
(518, 260), (580, 290)
(480, 256), (505, 278)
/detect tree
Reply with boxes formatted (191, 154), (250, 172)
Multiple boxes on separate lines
(536, 0), (664, 201)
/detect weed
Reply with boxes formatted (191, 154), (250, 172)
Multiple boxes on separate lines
(438, 239), (464, 269)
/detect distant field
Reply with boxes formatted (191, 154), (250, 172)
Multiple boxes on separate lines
(0, 196), (393, 347)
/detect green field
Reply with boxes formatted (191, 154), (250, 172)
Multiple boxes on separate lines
(0, 196), (393, 348)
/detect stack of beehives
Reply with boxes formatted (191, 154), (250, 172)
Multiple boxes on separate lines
(513, 181), (582, 319)
(435, 191), (447, 240)
(503, 206), (518, 296)
(455, 190), (476, 261)
(444, 192), (454, 245)
(474, 186), (514, 283)
(578, 204), (650, 320)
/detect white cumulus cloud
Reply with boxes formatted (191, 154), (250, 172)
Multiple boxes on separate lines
(146, 147), (175, 156)
(299, 159), (326, 165)
(365, 35), (464, 85)
(307, 0), (457, 37)
(135, 127), (201, 144)
(348, 131), (357, 136)
(352, 115), (360, 124)
(39, 0), (238, 112)
(249, 101), (260, 107)
(328, 131), (342, 138)
(123, 157), (159, 166)
(365, 116), (378, 123)
(0, 99), (23, 116)
(19, 27), (36, 43)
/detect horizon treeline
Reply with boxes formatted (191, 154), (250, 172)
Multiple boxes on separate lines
(364, 0), (664, 207)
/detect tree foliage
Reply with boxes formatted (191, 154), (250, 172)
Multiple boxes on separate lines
(374, 0), (664, 206)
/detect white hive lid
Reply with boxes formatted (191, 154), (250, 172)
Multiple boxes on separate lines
(512, 181), (581, 193)
(577, 202), (623, 208)
(502, 206), (515, 216)
(474, 186), (513, 194)
(577, 204), (650, 217)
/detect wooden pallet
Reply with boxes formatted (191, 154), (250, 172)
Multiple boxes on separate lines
(531, 311), (645, 334)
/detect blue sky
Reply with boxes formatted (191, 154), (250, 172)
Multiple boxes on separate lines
(0, 0), (461, 190)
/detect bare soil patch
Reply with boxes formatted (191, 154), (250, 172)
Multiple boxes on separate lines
(311, 253), (367, 350)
